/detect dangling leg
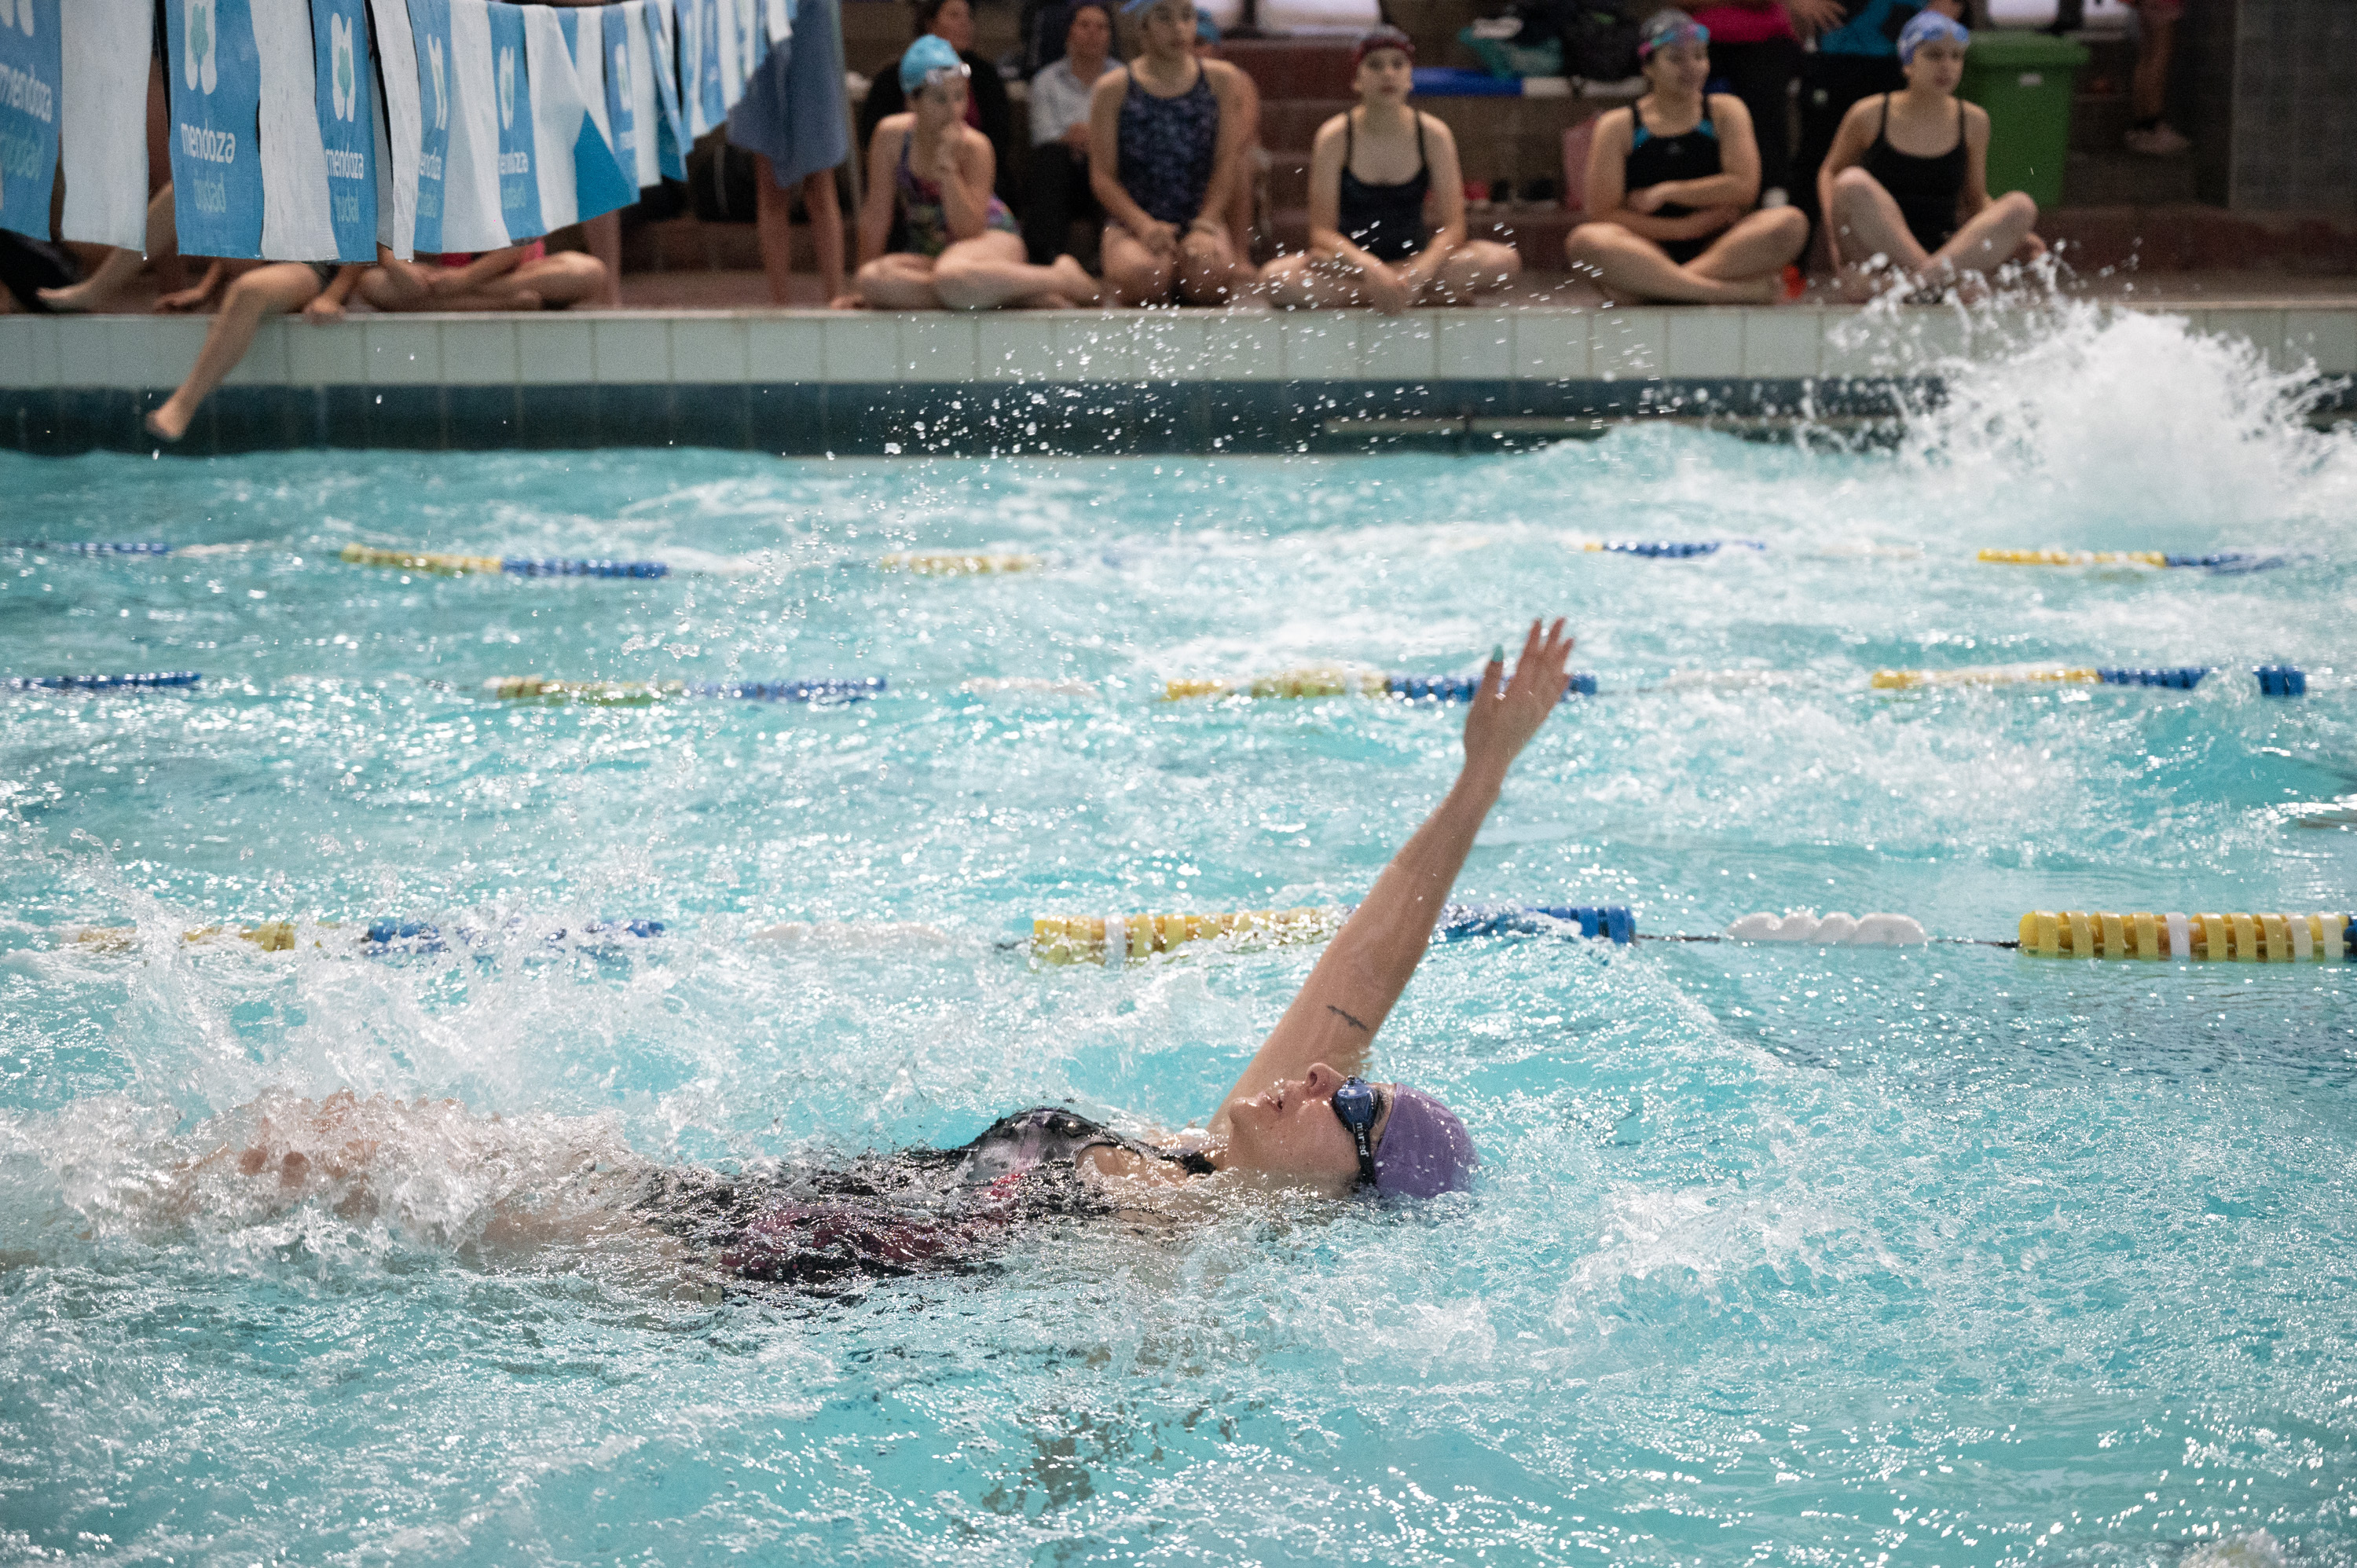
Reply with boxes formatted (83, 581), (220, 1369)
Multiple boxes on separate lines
(146, 262), (324, 443)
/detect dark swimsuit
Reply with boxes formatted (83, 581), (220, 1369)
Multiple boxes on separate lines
(1861, 93), (1966, 252)
(1337, 110), (1431, 264)
(646, 1108), (1213, 1288)
(1624, 97), (1721, 266)
(896, 130), (1021, 258)
(1116, 64), (1221, 226)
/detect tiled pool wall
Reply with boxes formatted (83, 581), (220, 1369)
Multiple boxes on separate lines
(2, 304), (2352, 456)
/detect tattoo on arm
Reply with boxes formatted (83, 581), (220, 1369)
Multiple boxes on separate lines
(1325, 1004), (1370, 1033)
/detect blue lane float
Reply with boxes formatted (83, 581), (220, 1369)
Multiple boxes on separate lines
(1579, 539), (1765, 559)
(340, 544), (669, 578)
(2256, 665), (2308, 698)
(9, 672), (203, 691)
(2, 540), (174, 555)
(483, 676), (885, 704)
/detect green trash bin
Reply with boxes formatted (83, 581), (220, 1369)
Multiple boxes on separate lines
(1957, 30), (2088, 213)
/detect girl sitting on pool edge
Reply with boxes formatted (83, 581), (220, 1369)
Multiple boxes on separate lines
(1563, 9), (1809, 305)
(1260, 27), (1523, 313)
(838, 38), (1102, 310)
(178, 621), (1577, 1285)
(1816, 10), (2044, 302)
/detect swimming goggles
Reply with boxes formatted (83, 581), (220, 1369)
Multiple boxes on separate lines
(1330, 1075), (1382, 1186)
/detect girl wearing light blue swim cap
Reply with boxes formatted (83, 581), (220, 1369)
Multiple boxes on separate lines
(1816, 9), (2046, 299)
(839, 35), (1106, 310)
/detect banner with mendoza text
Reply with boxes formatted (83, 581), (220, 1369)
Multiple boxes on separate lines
(601, 2), (653, 189)
(165, 0), (266, 258)
(0, 0), (61, 242)
(313, 0), (379, 260)
(438, 0), (508, 251)
(482, 2), (543, 242)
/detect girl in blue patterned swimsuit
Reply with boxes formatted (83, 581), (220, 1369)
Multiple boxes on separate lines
(1086, 0), (1256, 307)
(841, 38), (1102, 311)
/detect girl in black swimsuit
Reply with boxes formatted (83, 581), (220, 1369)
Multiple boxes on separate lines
(176, 623), (1583, 1294)
(1563, 10), (1809, 306)
(1816, 10), (2044, 299)
(1259, 27), (1519, 313)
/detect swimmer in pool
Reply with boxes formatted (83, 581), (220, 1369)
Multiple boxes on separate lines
(167, 620), (1574, 1285)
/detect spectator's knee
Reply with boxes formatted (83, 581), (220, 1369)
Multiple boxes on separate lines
(1767, 206), (1809, 246)
(1564, 223), (1618, 265)
(1829, 167), (1879, 207)
(1998, 190), (2038, 226)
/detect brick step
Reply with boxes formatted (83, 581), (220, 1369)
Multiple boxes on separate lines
(1213, 38), (1360, 99)
(2037, 204), (2357, 273)
(2070, 91), (2135, 152)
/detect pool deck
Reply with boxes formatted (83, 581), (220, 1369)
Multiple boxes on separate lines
(3, 273), (2352, 456)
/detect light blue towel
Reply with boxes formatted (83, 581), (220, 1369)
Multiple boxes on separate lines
(166, 0), (266, 258)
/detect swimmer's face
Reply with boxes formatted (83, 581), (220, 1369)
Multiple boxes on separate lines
(1643, 38), (1709, 97)
(1224, 1061), (1394, 1195)
(1904, 38), (1965, 93)
(1355, 46), (1413, 104)
(1140, 0), (1197, 57)
(917, 71), (971, 119)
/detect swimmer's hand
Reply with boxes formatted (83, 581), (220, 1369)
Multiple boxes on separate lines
(1462, 617), (1573, 783)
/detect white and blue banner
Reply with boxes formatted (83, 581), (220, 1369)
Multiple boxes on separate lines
(165, 0), (267, 258)
(312, 0), (378, 261)
(715, 0), (743, 114)
(398, 0), (454, 254)
(255, 0), (341, 260)
(764, 0), (789, 46)
(523, 4), (632, 231)
(680, 0), (719, 138)
(60, 0), (152, 250)
(483, 3), (543, 243)
(601, 2), (653, 189)
(0, 0), (62, 242)
(556, 6), (618, 182)
(438, 0), (508, 251)
(640, 0), (687, 182)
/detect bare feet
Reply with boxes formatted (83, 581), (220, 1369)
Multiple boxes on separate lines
(155, 285), (213, 313)
(145, 401), (192, 443)
(1049, 255), (1103, 307)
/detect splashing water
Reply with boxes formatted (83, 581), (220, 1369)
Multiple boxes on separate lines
(1, 304), (2353, 1565)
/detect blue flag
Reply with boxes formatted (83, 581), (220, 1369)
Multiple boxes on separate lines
(484, 2), (542, 240)
(404, 0), (451, 253)
(0, 0), (61, 242)
(165, 0), (266, 258)
(311, 0), (376, 261)
(599, 3), (647, 189)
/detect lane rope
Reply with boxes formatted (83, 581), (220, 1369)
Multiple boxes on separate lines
(2016, 909), (2352, 962)
(340, 544), (669, 578)
(482, 676), (885, 704)
(9, 672), (202, 691)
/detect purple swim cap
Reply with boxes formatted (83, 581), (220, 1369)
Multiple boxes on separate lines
(1373, 1085), (1478, 1198)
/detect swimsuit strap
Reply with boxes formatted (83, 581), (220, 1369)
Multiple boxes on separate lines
(1414, 111), (1428, 174)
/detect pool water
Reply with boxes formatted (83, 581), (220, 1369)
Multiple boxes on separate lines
(3, 306), (2355, 1565)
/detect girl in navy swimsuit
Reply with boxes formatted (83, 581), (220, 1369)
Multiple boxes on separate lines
(1816, 11), (2044, 301)
(179, 623), (1582, 1292)
(1260, 27), (1521, 313)
(1087, 0), (1256, 307)
(1563, 10), (1809, 305)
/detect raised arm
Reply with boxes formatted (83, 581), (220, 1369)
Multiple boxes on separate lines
(1208, 619), (1574, 1133)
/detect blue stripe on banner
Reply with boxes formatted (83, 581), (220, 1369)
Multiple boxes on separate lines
(641, 0), (687, 180)
(165, 0), (266, 258)
(571, 112), (636, 221)
(0, 0), (60, 242)
(599, 5), (643, 187)
(695, 0), (724, 132)
(405, 0), (450, 252)
(312, 0), (378, 262)
(485, 2), (542, 241)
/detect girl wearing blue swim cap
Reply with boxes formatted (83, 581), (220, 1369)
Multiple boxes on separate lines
(838, 36), (1105, 310)
(1816, 9), (2045, 299)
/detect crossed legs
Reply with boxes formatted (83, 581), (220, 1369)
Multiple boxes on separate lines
(1262, 239), (1523, 311)
(1565, 209), (1808, 305)
(1827, 166), (2038, 299)
(853, 231), (1099, 310)
(38, 185), (179, 313)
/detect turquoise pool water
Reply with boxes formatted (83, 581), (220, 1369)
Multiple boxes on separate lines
(3, 308), (2355, 1565)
